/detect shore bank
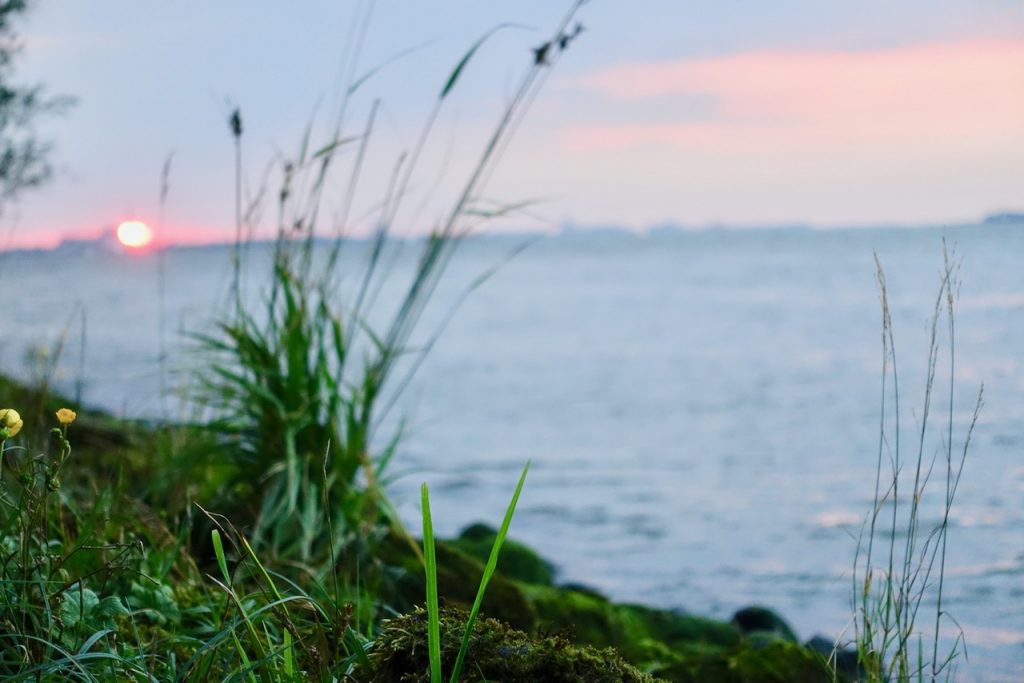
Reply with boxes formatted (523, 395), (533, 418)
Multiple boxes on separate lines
(0, 373), (857, 681)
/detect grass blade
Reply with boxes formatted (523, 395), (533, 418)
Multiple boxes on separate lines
(450, 461), (530, 683)
(440, 24), (518, 99)
(422, 483), (442, 683)
(211, 529), (230, 585)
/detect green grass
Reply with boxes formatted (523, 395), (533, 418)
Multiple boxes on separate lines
(0, 4), (588, 680)
(188, 0), (589, 575)
(850, 245), (982, 683)
(0, 413), (150, 681)
(0, 2), (992, 681)
(421, 462), (530, 683)
(420, 484), (442, 683)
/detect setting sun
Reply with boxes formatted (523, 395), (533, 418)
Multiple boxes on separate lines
(116, 220), (153, 249)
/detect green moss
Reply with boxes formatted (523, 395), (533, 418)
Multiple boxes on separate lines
(449, 523), (556, 586)
(620, 603), (740, 650)
(377, 531), (538, 632)
(653, 643), (737, 683)
(528, 586), (624, 648)
(354, 604), (836, 683)
(653, 640), (837, 683)
(353, 606), (663, 683)
(732, 641), (834, 682)
(526, 586), (740, 669)
(730, 606), (799, 643)
(521, 585), (841, 682)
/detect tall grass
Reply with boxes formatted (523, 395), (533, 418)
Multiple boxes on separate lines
(0, 5), (589, 680)
(851, 245), (983, 682)
(191, 2), (588, 572)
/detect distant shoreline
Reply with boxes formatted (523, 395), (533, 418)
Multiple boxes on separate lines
(2, 213), (1021, 256)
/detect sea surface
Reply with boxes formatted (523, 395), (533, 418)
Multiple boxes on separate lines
(2, 224), (1022, 679)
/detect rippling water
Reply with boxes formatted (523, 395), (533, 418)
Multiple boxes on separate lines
(2, 224), (1022, 679)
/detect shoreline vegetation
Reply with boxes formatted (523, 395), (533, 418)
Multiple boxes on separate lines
(0, 2), (981, 680)
(0, 372), (854, 681)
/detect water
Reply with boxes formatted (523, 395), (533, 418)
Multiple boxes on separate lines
(2, 225), (1022, 679)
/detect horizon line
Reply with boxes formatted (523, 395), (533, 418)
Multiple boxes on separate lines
(2, 212), (1021, 256)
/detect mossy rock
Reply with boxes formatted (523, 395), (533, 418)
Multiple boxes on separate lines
(733, 640), (836, 682)
(376, 531), (538, 632)
(449, 523), (556, 586)
(528, 586), (625, 649)
(730, 606), (798, 643)
(526, 586), (739, 666)
(655, 640), (836, 683)
(558, 582), (608, 599)
(805, 636), (860, 682)
(352, 606), (663, 683)
(621, 603), (740, 650)
(652, 641), (737, 683)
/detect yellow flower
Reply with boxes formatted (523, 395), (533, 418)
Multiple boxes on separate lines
(0, 408), (23, 438)
(56, 408), (77, 425)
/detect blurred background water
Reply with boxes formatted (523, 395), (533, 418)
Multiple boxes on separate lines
(1, 223), (1021, 679)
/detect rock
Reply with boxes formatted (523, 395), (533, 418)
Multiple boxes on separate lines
(656, 640), (836, 683)
(371, 528), (844, 682)
(527, 585), (739, 666)
(620, 603), (740, 650)
(805, 635), (860, 681)
(352, 606), (662, 682)
(375, 531), (538, 632)
(732, 640), (836, 682)
(528, 585), (627, 650)
(558, 582), (607, 599)
(730, 606), (799, 643)
(450, 523), (556, 586)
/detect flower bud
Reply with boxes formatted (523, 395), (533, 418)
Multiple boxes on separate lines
(0, 409), (23, 438)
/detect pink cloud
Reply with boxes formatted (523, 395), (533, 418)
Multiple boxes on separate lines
(566, 40), (1024, 153)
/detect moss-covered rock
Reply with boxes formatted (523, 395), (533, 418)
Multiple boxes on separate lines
(730, 606), (798, 643)
(449, 523), (556, 586)
(526, 585), (739, 666)
(352, 606), (663, 683)
(353, 604), (838, 683)
(732, 640), (835, 682)
(622, 603), (740, 650)
(805, 636), (861, 682)
(376, 531), (538, 632)
(518, 584), (841, 682)
(529, 586), (628, 650)
(655, 640), (835, 683)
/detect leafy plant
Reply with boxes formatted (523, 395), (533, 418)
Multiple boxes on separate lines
(0, 409), (149, 680)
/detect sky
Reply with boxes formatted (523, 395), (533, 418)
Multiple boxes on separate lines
(4, 0), (1024, 249)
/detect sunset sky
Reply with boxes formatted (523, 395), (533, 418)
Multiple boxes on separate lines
(5, 0), (1023, 249)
